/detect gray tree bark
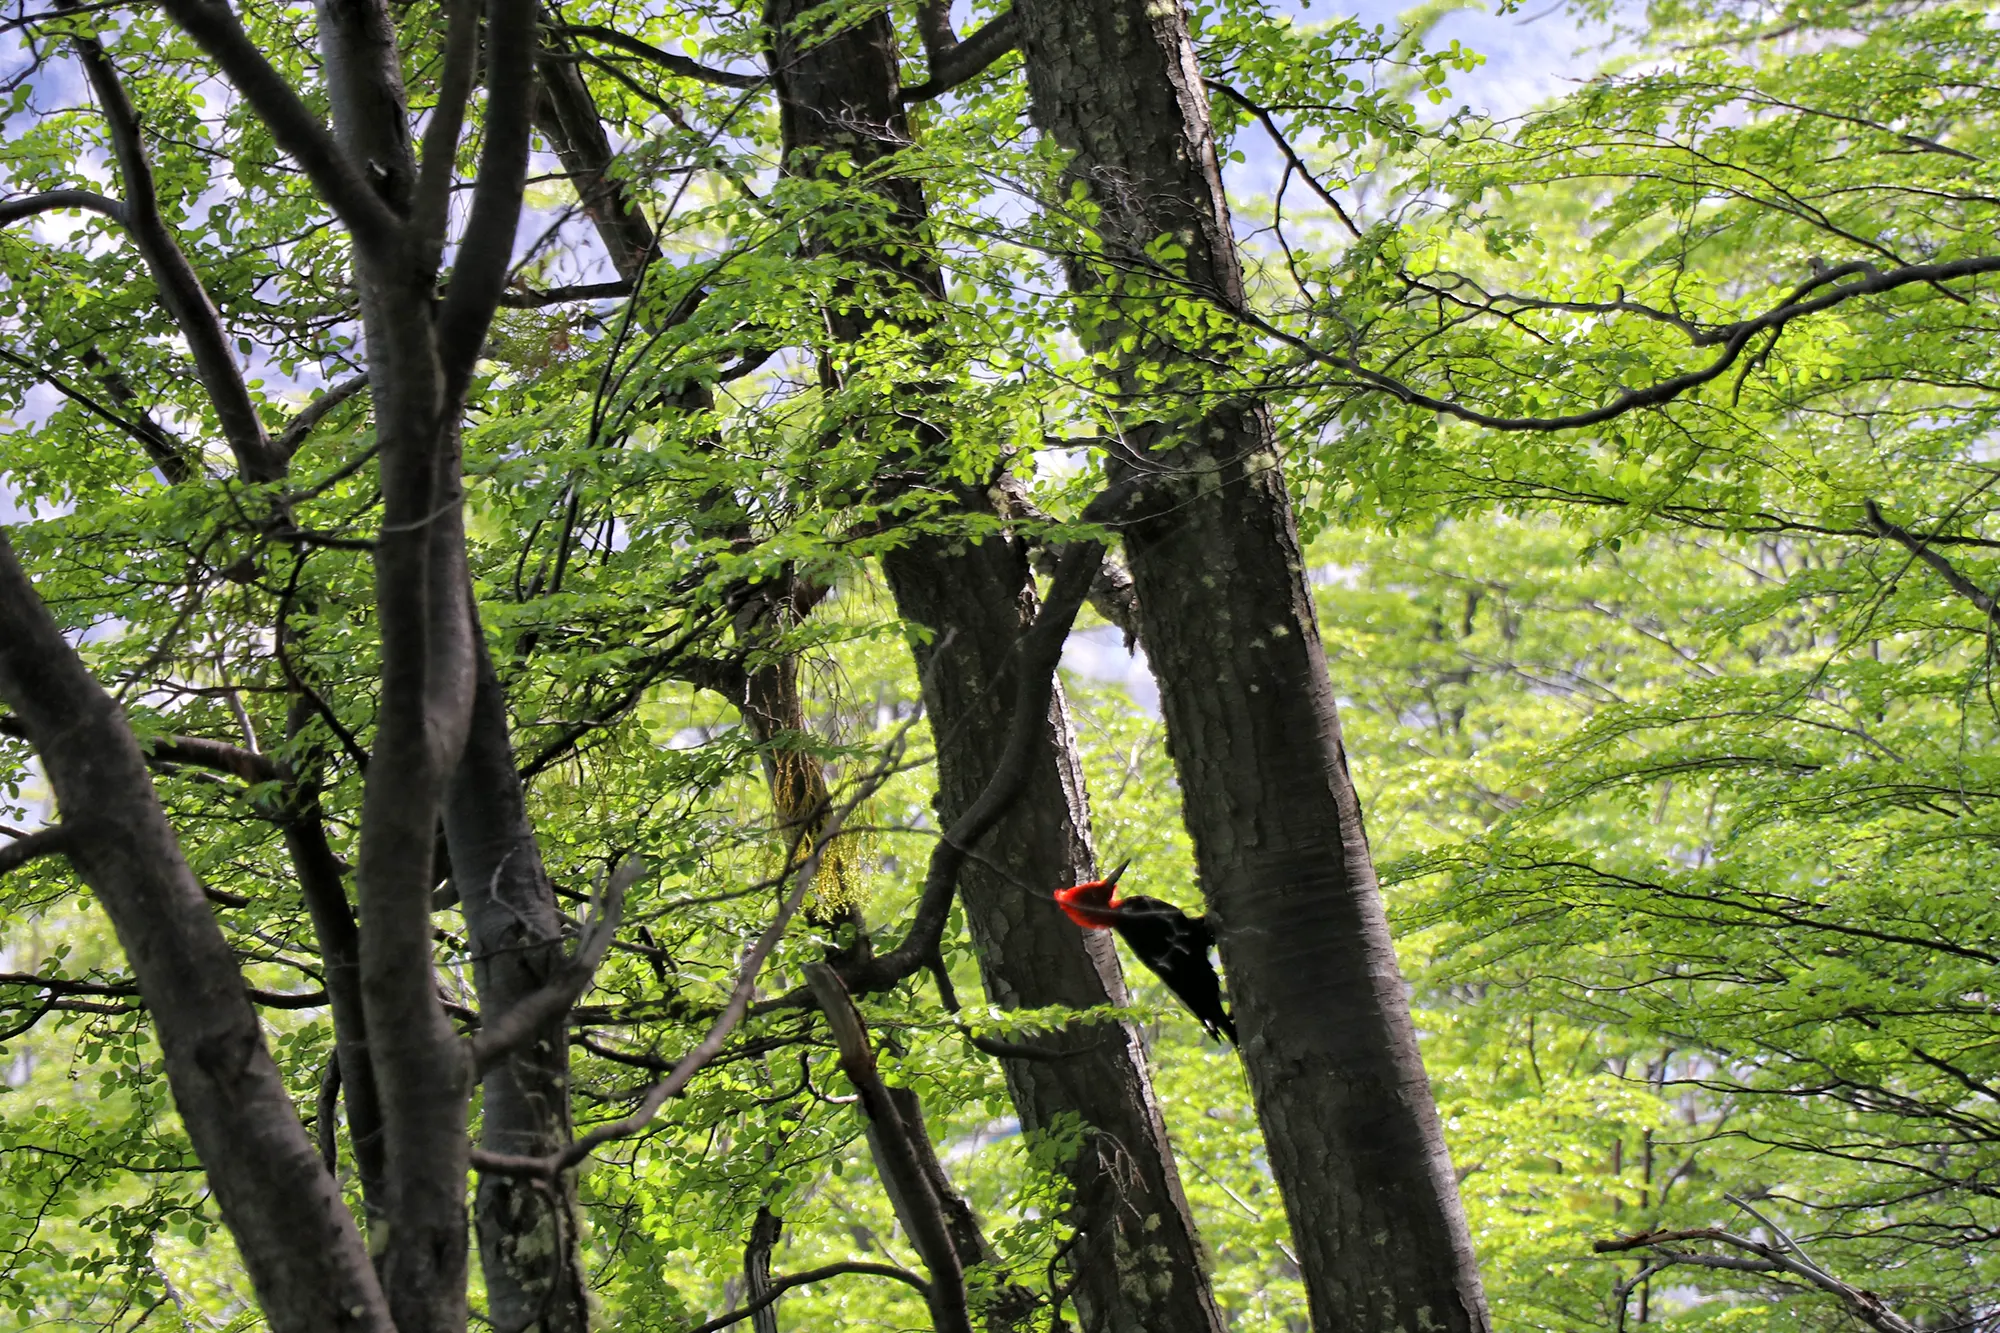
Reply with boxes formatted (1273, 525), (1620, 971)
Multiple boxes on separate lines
(0, 535), (393, 1333)
(445, 646), (590, 1333)
(762, 6), (1227, 1330)
(1008, 1), (1492, 1328)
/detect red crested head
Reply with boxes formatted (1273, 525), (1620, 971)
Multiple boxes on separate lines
(1054, 859), (1130, 930)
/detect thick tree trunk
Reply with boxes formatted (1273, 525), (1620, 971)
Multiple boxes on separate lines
(0, 535), (393, 1333)
(884, 533), (1225, 1333)
(1008, 2), (1492, 1329)
(763, 8), (1225, 1332)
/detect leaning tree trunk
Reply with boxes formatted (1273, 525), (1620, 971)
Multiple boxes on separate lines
(1009, 1), (1492, 1329)
(763, 7), (1227, 1331)
(0, 535), (395, 1333)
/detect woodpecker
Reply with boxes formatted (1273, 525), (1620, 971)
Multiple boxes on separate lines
(1055, 860), (1237, 1045)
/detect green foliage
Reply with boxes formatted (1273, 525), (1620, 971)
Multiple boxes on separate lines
(3, 0), (1998, 1327)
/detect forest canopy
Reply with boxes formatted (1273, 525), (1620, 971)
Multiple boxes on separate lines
(0, 0), (1994, 1329)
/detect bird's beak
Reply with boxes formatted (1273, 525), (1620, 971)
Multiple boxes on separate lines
(1103, 858), (1131, 886)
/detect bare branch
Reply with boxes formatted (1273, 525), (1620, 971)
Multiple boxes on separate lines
(0, 824), (73, 875)
(557, 22), (764, 89)
(469, 854), (642, 1072)
(677, 1262), (932, 1333)
(996, 472), (1143, 647)
(472, 864), (812, 1177)
(900, 9), (1018, 103)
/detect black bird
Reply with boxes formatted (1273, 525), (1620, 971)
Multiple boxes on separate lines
(1055, 863), (1237, 1045)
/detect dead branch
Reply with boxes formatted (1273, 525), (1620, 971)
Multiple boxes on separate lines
(804, 963), (974, 1333)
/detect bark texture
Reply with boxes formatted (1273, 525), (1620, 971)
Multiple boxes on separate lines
(885, 533), (1226, 1333)
(0, 535), (392, 1333)
(445, 645), (590, 1333)
(436, 48), (671, 1330)
(1009, 1), (1492, 1329)
(764, 6), (1225, 1331)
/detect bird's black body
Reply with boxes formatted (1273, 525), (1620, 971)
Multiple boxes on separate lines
(1104, 895), (1237, 1045)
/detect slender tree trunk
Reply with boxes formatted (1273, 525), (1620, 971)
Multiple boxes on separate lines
(428, 52), (676, 1329)
(763, 9), (1226, 1332)
(444, 643), (591, 1333)
(277, 742), (392, 1233)
(1009, 1), (1492, 1329)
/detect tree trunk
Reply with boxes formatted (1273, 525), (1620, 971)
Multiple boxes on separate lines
(884, 534), (1226, 1333)
(1009, 1), (1492, 1329)
(763, 8), (1226, 1331)
(433, 53), (671, 1330)
(444, 643), (590, 1333)
(0, 534), (393, 1333)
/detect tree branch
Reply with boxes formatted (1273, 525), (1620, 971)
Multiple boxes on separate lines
(534, 20), (661, 281)
(71, 30), (280, 479)
(846, 536), (1104, 990)
(1208, 80), (1361, 238)
(899, 9), (1018, 103)
(410, 0), (481, 275)
(1251, 253), (2000, 433)
(0, 188), (126, 227)
(677, 1262), (932, 1333)
(0, 824), (73, 875)
(557, 22), (764, 89)
(2, 714), (281, 784)
(0, 528), (389, 1327)
(0, 346), (192, 480)
(1594, 1225), (1918, 1333)
(0, 970), (326, 1008)
(996, 472), (1143, 647)
(437, 0), (539, 400)
(154, 0), (401, 253)
(471, 722), (918, 1178)
(500, 279), (634, 307)
(469, 854), (641, 1072)
(803, 964), (973, 1333)
(1865, 499), (2000, 626)
(274, 374), (370, 461)
(743, 1206), (782, 1333)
